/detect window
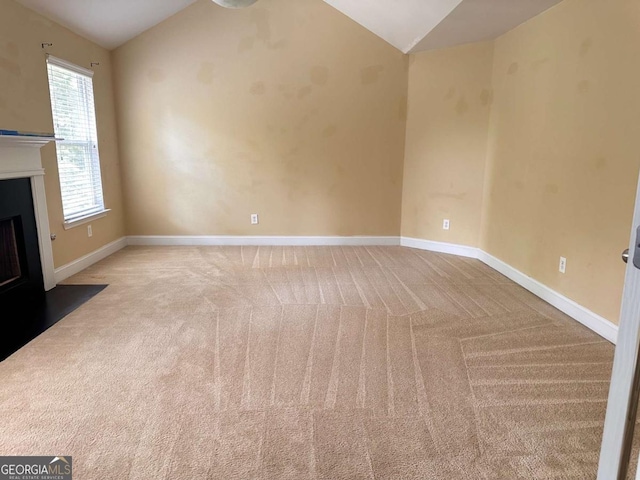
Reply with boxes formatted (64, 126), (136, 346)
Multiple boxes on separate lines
(46, 55), (106, 225)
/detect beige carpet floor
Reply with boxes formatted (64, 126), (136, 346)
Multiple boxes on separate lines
(0, 246), (620, 478)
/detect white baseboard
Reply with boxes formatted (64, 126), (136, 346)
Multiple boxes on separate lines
(127, 235), (401, 247)
(54, 237), (128, 284)
(52, 234), (618, 344)
(401, 237), (479, 258)
(402, 236), (619, 344)
(478, 251), (618, 344)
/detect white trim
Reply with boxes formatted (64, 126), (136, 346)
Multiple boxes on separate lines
(0, 140), (57, 291)
(0, 169), (44, 180)
(46, 55), (94, 78)
(31, 176), (56, 291)
(127, 235), (401, 247)
(401, 237), (479, 258)
(478, 251), (618, 344)
(0, 136), (59, 148)
(401, 236), (619, 344)
(63, 209), (111, 230)
(54, 237), (127, 284)
(51, 233), (618, 344)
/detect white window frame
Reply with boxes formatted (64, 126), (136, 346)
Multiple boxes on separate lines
(46, 55), (109, 229)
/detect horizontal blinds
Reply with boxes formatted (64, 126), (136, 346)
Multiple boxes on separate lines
(47, 57), (105, 221)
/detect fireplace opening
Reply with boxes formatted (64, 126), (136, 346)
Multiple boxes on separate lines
(0, 178), (44, 311)
(0, 217), (23, 288)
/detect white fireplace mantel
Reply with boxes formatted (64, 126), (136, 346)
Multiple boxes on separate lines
(0, 135), (59, 291)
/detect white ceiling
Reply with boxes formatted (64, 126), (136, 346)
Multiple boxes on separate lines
(14, 0), (564, 53)
(324, 0), (563, 53)
(15, 0), (197, 50)
(410, 0), (563, 52)
(323, 0), (464, 54)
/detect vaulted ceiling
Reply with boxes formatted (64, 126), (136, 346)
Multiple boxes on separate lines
(324, 0), (465, 54)
(15, 0), (564, 52)
(401, 0), (564, 53)
(15, 0), (198, 50)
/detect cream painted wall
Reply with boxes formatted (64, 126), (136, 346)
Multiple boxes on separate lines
(403, 0), (640, 324)
(0, 0), (125, 267)
(481, 0), (640, 323)
(402, 41), (494, 246)
(112, 0), (408, 237)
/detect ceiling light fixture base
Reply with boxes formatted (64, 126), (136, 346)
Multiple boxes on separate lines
(211, 0), (259, 8)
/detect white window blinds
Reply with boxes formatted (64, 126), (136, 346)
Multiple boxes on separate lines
(46, 56), (105, 223)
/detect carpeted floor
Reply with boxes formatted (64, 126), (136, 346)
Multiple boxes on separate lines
(0, 246), (619, 478)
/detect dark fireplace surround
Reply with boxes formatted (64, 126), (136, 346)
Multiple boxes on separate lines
(0, 178), (45, 311)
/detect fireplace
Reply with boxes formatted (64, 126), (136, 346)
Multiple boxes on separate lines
(0, 178), (45, 308)
(0, 135), (56, 293)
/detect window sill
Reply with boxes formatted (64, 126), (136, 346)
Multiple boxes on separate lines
(63, 209), (111, 230)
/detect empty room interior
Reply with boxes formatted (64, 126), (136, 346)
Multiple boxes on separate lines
(2, 0), (640, 477)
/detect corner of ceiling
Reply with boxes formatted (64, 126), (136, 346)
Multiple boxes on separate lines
(322, 0), (465, 55)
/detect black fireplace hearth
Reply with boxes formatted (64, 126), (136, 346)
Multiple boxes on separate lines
(1, 284), (107, 361)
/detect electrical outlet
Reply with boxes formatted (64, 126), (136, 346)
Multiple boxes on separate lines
(251, 214), (259, 225)
(443, 219), (450, 230)
(559, 256), (567, 274)
(87, 224), (92, 238)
